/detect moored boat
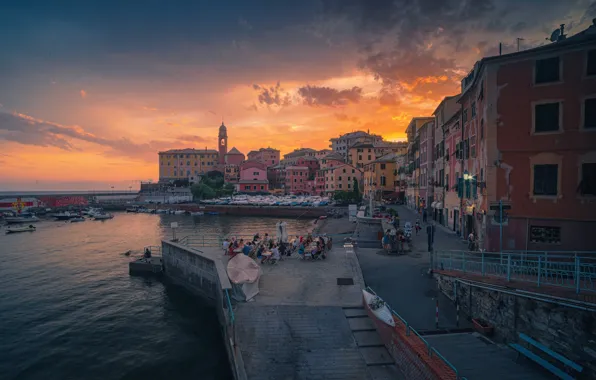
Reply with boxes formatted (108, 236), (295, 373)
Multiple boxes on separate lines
(4, 213), (40, 224)
(173, 210), (185, 215)
(362, 289), (395, 327)
(70, 217), (86, 222)
(190, 211), (204, 216)
(52, 212), (75, 220)
(94, 213), (114, 220)
(6, 225), (36, 234)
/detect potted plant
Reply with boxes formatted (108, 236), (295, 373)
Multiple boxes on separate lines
(472, 318), (494, 336)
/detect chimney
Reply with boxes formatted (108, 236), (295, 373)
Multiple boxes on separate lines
(558, 24), (566, 41)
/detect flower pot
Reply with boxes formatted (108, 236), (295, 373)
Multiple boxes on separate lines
(472, 318), (494, 337)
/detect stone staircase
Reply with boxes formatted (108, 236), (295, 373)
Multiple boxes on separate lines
(343, 306), (405, 380)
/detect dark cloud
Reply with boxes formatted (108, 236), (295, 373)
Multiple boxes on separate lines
(252, 82), (292, 107)
(0, 111), (192, 162)
(297, 85), (362, 107)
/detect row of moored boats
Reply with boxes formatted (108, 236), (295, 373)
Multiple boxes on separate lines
(2, 208), (114, 233)
(126, 206), (209, 216)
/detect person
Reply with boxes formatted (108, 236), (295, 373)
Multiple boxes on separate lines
(297, 241), (305, 259)
(415, 220), (421, 235)
(422, 209), (428, 223)
(382, 229), (391, 251)
(222, 239), (230, 255)
(271, 244), (280, 261)
(144, 247), (151, 258)
(468, 231), (475, 251)
(242, 242), (252, 256)
(253, 233), (260, 242)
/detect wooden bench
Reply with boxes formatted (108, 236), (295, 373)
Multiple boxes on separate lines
(509, 333), (583, 380)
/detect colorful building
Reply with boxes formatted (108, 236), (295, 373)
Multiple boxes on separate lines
(285, 166), (312, 194)
(322, 163), (362, 196)
(237, 160), (269, 193)
(330, 131), (382, 159)
(458, 22), (596, 251)
(363, 153), (399, 199)
(225, 147), (245, 165)
(158, 149), (219, 183)
(247, 147), (280, 167)
(443, 109), (463, 233)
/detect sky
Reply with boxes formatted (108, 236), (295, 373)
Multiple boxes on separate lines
(1, 0), (595, 190)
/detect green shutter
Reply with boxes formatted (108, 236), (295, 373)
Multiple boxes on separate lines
(465, 179), (471, 198)
(458, 177), (464, 198)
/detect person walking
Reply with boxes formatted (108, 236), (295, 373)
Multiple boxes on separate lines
(422, 208), (427, 223)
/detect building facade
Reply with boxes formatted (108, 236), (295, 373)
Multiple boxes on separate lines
(247, 148), (280, 167)
(363, 153), (399, 199)
(330, 131), (382, 159)
(237, 160), (269, 193)
(285, 166), (312, 194)
(323, 163), (362, 196)
(443, 110), (463, 233)
(158, 149), (219, 183)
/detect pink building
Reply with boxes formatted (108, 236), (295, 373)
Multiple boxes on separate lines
(225, 147), (245, 165)
(285, 166), (312, 194)
(237, 160), (269, 193)
(247, 147), (280, 167)
(443, 110), (462, 233)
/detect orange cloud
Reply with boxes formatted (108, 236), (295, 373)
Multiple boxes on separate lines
(80, 90), (87, 98)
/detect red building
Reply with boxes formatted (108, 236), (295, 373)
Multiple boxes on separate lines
(460, 23), (596, 251)
(285, 166), (313, 194)
(247, 147), (280, 167)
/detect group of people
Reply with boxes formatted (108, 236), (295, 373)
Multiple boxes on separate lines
(222, 232), (333, 264)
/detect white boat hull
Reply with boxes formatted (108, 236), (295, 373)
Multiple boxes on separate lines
(6, 226), (36, 233)
(362, 290), (395, 327)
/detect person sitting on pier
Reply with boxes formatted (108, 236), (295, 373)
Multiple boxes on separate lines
(222, 239), (230, 255)
(144, 248), (151, 259)
(242, 241), (252, 256)
(253, 233), (260, 242)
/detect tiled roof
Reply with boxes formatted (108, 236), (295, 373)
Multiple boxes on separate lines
(227, 147), (244, 155)
(159, 148), (218, 154)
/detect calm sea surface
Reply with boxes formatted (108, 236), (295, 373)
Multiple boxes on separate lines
(0, 213), (313, 380)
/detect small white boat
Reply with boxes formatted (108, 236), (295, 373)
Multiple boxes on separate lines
(173, 210), (185, 215)
(70, 217), (86, 222)
(190, 211), (204, 216)
(94, 213), (114, 220)
(4, 213), (40, 224)
(362, 289), (395, 327)
(156, 209), (167, 214)
(6, 225), (36, 234)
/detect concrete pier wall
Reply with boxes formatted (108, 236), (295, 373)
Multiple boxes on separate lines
(435, 272), (596, 377)
(161, 241), (247, 380)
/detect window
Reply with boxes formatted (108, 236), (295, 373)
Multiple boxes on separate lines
(245, 185), (251, 190)
(471, 102), (476, 117)
(253, 171), (259, 176)
(578, 163), (596, 196)
(352, 169), (355, 173)
(584, 98), (596, 129)
(535, 57), (560, 84)
(380, 176), (386, 186)
(253, 186), (257, 190)
(343, 168), (346, 173)
(446, 174), (449, 189)
(338, 176), (342, 180)
(359, 155), (362, 160)
(380, 164), (386, 170)
(533, 164), (558, 196)
(338, 184), (342, 189)
(588, 50), (596, 76)
(347, 183), (351, 189)
(260, 185), (264, 190)
(534, 103), (560, 133)
(368, 155), (371, 160)
(530, 226), (561, 244)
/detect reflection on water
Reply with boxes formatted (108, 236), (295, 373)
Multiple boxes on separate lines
(0, 213), (312, 380)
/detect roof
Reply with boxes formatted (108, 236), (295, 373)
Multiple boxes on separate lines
(226, 147), (244, 155)
(321, 162), (361, 172)
(284, 148), (316, 158)
(322, 152), (345, 161)
(350, 142), (375, 149)
(159, 148), (218, 154)
(432, 94), (460, 116)
(300, 156), (319, 162)
(286, 166), (309, 170)
(459, 22), (596, 101)
(248, 147), (280, 155)
(371, 153), (400, 164)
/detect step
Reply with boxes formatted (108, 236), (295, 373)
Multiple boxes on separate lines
(348, 317), (376, 331)
(368, 365), (406, 380)
(359, 346), (395, 366)
(344, 308), (369, 318)
(353, 330), (384, 347)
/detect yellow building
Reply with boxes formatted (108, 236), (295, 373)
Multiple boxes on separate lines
(158, 148), (219, 183)
(349, 142), (408, 169)
(363, 153), (399, 199)
(323, 163), (363, 196)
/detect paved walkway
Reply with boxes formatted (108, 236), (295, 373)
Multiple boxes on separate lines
(233, 218), (401, 380)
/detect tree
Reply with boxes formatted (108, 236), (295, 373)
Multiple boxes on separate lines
(191, 183), (216, 199)
(352, 178), (361, 202)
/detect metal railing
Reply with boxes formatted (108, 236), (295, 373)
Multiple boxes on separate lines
(224, 288), (235, 324)
(176, 232), (355, 248)
(144, 245), (162, 254)
(366, 287), (464, 380)
(433, 250), (596, 294)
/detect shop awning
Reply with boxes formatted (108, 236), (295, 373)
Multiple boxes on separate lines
(431, 202), (437, 208)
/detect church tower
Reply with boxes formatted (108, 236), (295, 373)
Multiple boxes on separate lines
(218, 122), (228, 165)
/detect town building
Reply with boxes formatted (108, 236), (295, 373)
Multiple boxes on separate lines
(285, 166), (313, 194)
(322, 163), (362, 196)
(404, 117), (434, 209)
(224, 147), (245, 165)
(158, 148), (219, 183)
(431, 95), (460, 226)
(330, 131), (382, 159)
(457, 21), (596, 251)
(418, 120), (434, 212)
(281, 148), (317, 166)
(237, 160), (269, 193)
(363, 153), (400, 200)
(349, 141), (408, 168)
(247, 147), (280, 167)
(442, 109), (463, 233)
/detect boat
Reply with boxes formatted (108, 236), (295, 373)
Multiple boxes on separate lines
(173, 210), (186, 215)
(206, 211), (219, 215)
(155, 209), (167, 214)
(126, 206), (139, 213)
(362, 289), (395, 327)
(4, 213), (40, 224)
(94, 213), (114, 220)
(70, 217), (86, 222)
(52, 212), (75, 220)
(6, 225), (36, 234)
(190, 211), (204, 216)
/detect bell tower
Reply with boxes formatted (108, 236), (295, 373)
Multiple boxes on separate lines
(218, 122), (228, 164)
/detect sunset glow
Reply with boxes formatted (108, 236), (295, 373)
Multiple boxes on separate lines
(1, 0), (593, 190)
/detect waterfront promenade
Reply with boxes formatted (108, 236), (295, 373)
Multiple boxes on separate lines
(232, 217), (401, 380)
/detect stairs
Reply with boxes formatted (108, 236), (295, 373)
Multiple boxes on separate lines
(343, 306), (405, 380)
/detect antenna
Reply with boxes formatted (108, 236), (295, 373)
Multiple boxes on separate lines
(516, 37), (524, 52)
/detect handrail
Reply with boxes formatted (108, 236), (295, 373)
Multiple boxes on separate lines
(366, 286), (462, 379)
(224, 288), (235, 325)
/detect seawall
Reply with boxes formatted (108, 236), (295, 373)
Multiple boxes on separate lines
(102, 203), (328, 217)
(161, 240), (247, 380)
(435, 272), (596, 377)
